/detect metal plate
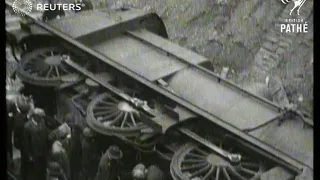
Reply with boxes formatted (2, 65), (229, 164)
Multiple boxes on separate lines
(91, 34), (188, 81)
(168, 68), (280, 130)
(249, 119), (313, 169)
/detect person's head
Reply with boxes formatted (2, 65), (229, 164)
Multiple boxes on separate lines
(83, 127), (95, 138)
(64, 113), (74, 126)
(16, 96), (31, 113)
(132, 163), (147, 180)
(30, 108), (45, 121)
(106, 145), (123, 160)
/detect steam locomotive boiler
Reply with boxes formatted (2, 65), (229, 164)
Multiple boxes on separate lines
(6, 2), (313, 180)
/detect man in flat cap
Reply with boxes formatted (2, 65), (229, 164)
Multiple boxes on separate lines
(81, 127), (102, 180)
(95, 145), (123, 180)
(22, 108), (49, 180)
(12, 96), (33, 178)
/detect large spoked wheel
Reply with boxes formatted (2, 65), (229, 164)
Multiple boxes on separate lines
(86, 93), (148, 137)
(16, 47), (88, 86)
(170, 143), (264, 180)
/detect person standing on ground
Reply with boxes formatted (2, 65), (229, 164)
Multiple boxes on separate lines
(6, 94), (17, 169)
(81, 127), (103, 180)
(49, 140), (70, 180)
(64, 113), (83, 180)
(22, 108), (48, 180)
(95, 145), (123, 180)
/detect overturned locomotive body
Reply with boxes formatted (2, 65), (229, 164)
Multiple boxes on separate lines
(6, 4), (313, 180)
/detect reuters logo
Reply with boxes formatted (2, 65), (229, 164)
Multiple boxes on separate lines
(13, 0), (33, 16)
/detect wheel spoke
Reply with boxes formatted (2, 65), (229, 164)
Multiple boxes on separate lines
(181, 162), (207, 172)
(222, 167), (231, 180)
(94, 106), (115, 111)
(59, 64), (72, 74)
(108, 96), (119, 103)
(99, 100), (116, 106)
(215, 167), (220, 180)
(227, 167), (247, 180)
(189, 164), (211, 179)
(194, 148), (209, 156)
(55, 66), (60, 77)
(46, 66), (53, 77)
(130, 113), (137, 126)
(202, 166), (214, 180)
(101, 110), (119, 120)
(182, 159), (206, 164)
(186, 153), (206, 159)
(121, 112), (128, 128)
(107, 112), (124, 126)
(94, 108), (118, 117)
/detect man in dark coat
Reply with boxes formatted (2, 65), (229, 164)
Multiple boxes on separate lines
(95, 145), (123, 180)
(22, 108), (49, 180)
(6, 96), (17, 167)
(81, 127), (103, 180)
(13, 97), (31, 150)
(12, 96), (32, 178)
(64, 113), (83, 180)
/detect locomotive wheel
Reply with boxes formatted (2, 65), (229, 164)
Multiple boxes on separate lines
(170, 143), (264, 180)
(16, 47), (88, 87)
(86, 93), (148, 137)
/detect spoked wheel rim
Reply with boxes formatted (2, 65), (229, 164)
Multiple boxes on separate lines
(87, 93), (148, 137)
(17, 47), (88, 86)
(170, 142), (264, 180)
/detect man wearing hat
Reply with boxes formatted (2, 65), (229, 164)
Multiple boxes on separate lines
(132, 163), (147, 180)
(11, 96), (33, 178)
(64, 113), (83, 180)
(49, 140), (70, 180)
(81, 127), (102, 180)
(22, 108), (49, 180)
(132, 164), (166, 180)
(95, 145), (123, 180)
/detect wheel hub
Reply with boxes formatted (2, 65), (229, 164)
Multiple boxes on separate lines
(118, 101), (135, 112)
(44, 55), (62, 65)
(206, 154), (231, 167)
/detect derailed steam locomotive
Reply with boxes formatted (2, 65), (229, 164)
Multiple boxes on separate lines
(6, 2), (313, 180)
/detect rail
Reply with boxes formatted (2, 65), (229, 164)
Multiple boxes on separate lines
(5, 1), (310, 173)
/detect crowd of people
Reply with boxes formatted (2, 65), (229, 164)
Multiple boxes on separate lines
(7, 91), (165, 180)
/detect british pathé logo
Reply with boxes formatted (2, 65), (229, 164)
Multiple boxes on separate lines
(279, 0), (309, 33)
(281, 0), (307, 16)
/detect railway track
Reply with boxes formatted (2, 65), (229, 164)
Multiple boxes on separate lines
(6, 2), (313, 180)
